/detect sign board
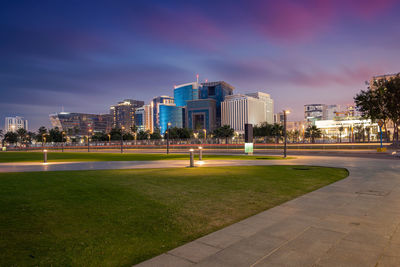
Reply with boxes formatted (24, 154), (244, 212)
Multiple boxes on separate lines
(377, 119), (384, 128)
(245, 143), (253, 154)
(245, 124), (253, 143)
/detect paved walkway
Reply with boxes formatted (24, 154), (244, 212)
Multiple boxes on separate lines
(1, 156), (400, 266)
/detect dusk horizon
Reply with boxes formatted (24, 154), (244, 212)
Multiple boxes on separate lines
(2, 0), (400, 130)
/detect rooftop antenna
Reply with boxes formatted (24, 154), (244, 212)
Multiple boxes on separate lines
(196, 74), (199, 83)
(61, 105), (64, 112)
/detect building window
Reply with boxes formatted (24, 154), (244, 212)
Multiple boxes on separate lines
(208, 86), (215, 96)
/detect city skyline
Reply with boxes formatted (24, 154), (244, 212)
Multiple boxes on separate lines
(2, 0), (400, 130)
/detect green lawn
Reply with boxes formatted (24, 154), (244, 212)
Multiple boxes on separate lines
(0, 151), (289, 163)
(0, 166), (348, 266)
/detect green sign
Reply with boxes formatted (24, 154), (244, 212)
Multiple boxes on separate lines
(245, 143), (253, 154)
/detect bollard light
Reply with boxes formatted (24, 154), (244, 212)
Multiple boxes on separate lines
(198, 146), (203, 161)
(43, 149), (48, 163)
(189, 149), (194, 167)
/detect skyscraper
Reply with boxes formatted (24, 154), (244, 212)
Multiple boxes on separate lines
(159, 104), (184, 134)
(134, 104), (153, 132)
(199, 81), (234, 127)
(186, 99), (217, 132)
(174, 82), (200, 107)
(152, 96), (174, 131)
(110, 99), (144, 130)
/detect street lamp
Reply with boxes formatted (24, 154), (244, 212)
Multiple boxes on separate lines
(61, 131), (66, 152)
(283, 110), (290, 158)
(166, 122), (171, 154)
(120, 126), (125, 153)
(87, 129), (92, 152)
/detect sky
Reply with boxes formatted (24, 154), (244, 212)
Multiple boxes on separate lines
(1, 0), (400, 130)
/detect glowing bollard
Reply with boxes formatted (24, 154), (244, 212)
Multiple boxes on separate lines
(189, 149), (194, 167)
(198, 146), (203, 161)
(43, 149), (48, 163)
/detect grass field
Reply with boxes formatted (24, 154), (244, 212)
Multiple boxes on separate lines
(0, 151), (289, 163)
(0, 166), (348, 266)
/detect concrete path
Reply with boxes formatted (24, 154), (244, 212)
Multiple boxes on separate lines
(2, 156), (400, 266)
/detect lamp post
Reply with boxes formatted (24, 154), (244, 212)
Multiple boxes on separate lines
(166, 122), (171, 154)
(107, 134), (111, 146)
(283, 110), (290, 158)
(87, 129), (92, 152)
(120, 126), (125, 153)
(61, 131), (65, 152)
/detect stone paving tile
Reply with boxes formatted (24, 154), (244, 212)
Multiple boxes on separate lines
(196, 230), (243, 249)
(253, 227), (345, 267)
(258, 216), (316, 240)
(377, 255), (400, 266)
(196, 232), (286, 267)
(382, 242), (400, 257)
(135, 253), (193, 267)
(315, 239), (383, 267)
(168, 241), (221, 263)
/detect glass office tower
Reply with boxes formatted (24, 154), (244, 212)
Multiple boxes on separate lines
(199, 81), (234, 127)
(159, 104), (184, 134)
(174, 82), (200, 107)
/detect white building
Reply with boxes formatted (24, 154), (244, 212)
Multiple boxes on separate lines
(245, 92), (274, 124)
(221, 94), (267, 133)
(5, 116), (28, 132)
(135, 104), (153, 132)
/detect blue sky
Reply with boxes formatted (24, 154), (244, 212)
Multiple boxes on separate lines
(1, 0), (400, 130)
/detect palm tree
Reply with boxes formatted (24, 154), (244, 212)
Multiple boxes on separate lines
(305, 125), (322, 143)
(338, 126), (344, 143)
(16, 128), (27, 145)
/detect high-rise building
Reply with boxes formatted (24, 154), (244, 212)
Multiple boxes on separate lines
(159, 104), (184, 134)
(186, 99), (217, 132)
(304, 104), (326, 122)
(134, 104), (153, 132)
(200, 81), (234, 127)
(110, 99), (144, 130)
(245, 92), (274, 124)
(49, 112), (113, 135)
(221, 94), (267, 133)
(5, 116), (28, 132)
(152, 96), (174, 131)
(174, 82), (200, 107)
(369, 72), (400, 90)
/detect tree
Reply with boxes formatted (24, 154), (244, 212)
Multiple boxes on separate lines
(91, 132), (108, 141)
(305, 125), (322, 143)
(0, 130), (4, 146)
(338, 126), (344, 143)
(213, 125), (234, 144)
(355, 75), (400, 143)
(109, 128), (122, 141)
(49, 127), (64, 142)
(150, 128), (162, 140)
(4, 131), (18, 144)
(16, 128), (27, 145)
(166, 127), (193, 139)
(137, 130), (150, 140)
(36, 126), (48, 144)
(271, 123), (283, 143)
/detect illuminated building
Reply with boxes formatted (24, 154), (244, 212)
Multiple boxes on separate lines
(245, 92), (274, 124)
(199, 81), (234, 127)
(134, 104), (153, 132)
(110, 99), (144, 130)
(221, 94), (267, 133)
(186, 99), (216, 132)
(152, 96), (174, 131)
(49, 112), (113, 135)
(159, 104), (184, 134)
(174, 82), (200, 107)
(5, 116), (28, 132)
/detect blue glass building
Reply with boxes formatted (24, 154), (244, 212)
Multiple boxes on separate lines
(152, 96), (174, 131)
(199, 81), (234, 127)
(174, 82), (199, 107)
(134, 108), (144, 131)
(186, 99), (216, 132)
(159, 104), (184, 134)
